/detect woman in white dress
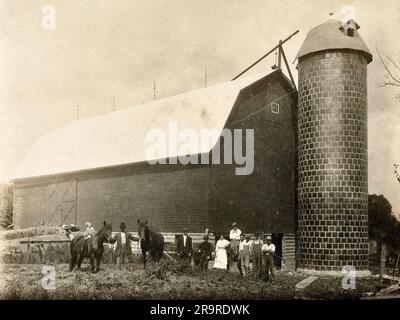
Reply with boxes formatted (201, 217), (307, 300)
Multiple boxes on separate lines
(213, 234), (230, 269)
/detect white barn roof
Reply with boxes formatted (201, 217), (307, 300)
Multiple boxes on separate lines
(14, 72), (270, 180)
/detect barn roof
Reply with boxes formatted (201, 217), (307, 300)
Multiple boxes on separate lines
(14, 71), (287, 180)
(297, 19), (372, 63)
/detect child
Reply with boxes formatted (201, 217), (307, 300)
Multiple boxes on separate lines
(261, 235), (276, 282)
(83, 222), (96, 239)
(250, 233), (263, 278)
(239, 234), (252, 276)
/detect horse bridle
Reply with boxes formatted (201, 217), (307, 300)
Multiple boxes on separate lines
(139, 226), (150, 242)
(102, 228), (113, 244)
(107, 231), (113, 244)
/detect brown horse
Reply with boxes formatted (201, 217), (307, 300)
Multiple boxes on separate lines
(69, 221), (113, 273)
(137, 220), (164, 268)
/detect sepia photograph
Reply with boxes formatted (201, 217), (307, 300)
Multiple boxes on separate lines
(0, 0), (400, 308)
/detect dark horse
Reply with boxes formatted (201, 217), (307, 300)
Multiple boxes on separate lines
(69, 221), (113, 273)
(137, 220), (164, 268)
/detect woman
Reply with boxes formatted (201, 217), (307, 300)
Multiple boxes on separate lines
(213, 234), (230, 269)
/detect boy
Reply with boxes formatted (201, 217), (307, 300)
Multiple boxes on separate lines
(83, 222), (96, 239)
(261, 235), (275, 282)
(239, 234), (251, 276)
(251, 233), (263, 278)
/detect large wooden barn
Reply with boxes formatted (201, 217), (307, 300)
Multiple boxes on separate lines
(12, 69), (297, 266)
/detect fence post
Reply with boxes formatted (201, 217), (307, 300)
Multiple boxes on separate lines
(380, 242), (387, 278)
(394, 253), (400, 275)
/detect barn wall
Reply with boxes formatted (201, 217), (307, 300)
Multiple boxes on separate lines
(13, 164), (210, 232)
(13, 177), (77, 228)
(76, 164), (210, 232)
(209, 73), (297, 235)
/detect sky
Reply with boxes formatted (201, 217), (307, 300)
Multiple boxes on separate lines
(0, 0), (399, 215)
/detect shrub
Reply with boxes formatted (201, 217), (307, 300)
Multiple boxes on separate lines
(0, 183), (13, 229)
(369, 194), (400, 251)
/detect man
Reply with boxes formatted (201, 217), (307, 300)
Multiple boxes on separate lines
(251, 233), (263, 278)
(198, 235), (213, 271)
(110, 222), (139, 269)
(236, 234), (245, 275)
(261, 235), (275, 282)
(83, 222), (96, 239)
(229, 222), (241, 260)
(176, 228), (193, 266)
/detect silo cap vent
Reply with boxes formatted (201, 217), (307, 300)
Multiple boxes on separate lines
(339, 19), (360, 37)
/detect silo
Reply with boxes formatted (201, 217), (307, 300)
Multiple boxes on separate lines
(297, 19), (373, 271)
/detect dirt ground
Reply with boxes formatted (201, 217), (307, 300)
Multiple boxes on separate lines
(0, 262), (393, 300)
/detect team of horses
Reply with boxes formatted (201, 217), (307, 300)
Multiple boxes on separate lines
(69, 220), (164, 273)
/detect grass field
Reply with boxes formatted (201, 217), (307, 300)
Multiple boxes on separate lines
(0, 261), (392, 300)
(0, 228), (396, 300)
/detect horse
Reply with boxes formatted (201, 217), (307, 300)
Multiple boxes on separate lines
(69, 221), (113, 273)
(137, 219), (164, 268)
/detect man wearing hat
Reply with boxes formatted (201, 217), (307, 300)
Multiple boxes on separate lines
(198, 235), (213, 271)
(229, 222), (242, 260)
(261, 235), (276, 282)
(110, 222), (139, 269)
(176, 228), (193, 266)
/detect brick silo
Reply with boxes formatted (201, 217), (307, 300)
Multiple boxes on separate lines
(296, 19), (373, 271)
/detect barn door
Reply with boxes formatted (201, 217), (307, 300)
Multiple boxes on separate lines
(43, 180), (77, 226)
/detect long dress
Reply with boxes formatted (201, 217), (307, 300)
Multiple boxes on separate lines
(213, 239), (230, 269)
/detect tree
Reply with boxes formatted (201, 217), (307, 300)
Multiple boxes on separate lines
(377, 47), (400, 185)
(376, 46), (400, 101)
(368, 194), (400, 251)
(0, 183), (13, 229)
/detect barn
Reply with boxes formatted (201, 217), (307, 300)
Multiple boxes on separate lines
(10, 18), (376, 272)
(12, 69), (298, 267)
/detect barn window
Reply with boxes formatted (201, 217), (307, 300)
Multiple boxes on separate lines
(271, 102), (280, 114)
